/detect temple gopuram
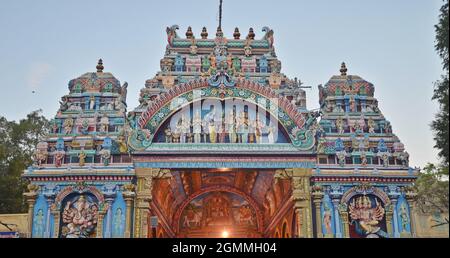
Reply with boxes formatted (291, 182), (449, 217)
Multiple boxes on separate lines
(22, 24), (420, 238)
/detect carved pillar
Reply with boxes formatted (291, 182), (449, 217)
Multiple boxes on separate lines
(134, 168), (172, 238)
(23, 184), (39, 238)
(406, 191), (418, 238)
(385, 203), (394, 238)
(44, 197), (54, 238)
(288, 168), (313, 238)
(391, 199), (400, 238)
(338, 203), (350, 238)
(311, 186), (324, 238)
(51, 207), (60, 238)
(331, 198), (342, 238)
(123, 184), (135, 238)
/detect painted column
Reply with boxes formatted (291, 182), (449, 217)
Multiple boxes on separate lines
(332, 199), (342, 238)
(385, 203), (393, 238)
(406, 192), (418, 238)
(23, 184), (39, 238)
(44, 197), (54, 238)
(104, 198), (114, 238)
(291, 168), (313, 238)
(123, 184), (136, 238)
(391, 199), (400, 238)
(338, 206), (350, 238)
(311, 187), (324, 238)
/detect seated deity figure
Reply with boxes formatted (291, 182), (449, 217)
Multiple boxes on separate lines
(63, 116), (74, 135)
(225, 112), (236, 143)
(192, 110), (202, 143)
(255, 116), (264, 144)
(99, 113), (109, 133)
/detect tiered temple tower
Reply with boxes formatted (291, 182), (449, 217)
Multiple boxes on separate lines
(22, 25), (419, 238)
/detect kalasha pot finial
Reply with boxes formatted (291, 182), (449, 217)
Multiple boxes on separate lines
(201, 27), (208, 39)
(96, 59), (104, 73)
(186, 26), (194, 39)
(248, 28), (255, 40)
(233, 27), (241, 39)
(340, 62), (348, 76)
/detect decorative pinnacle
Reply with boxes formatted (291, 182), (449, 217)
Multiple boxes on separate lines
(201, 27), (208, 39)
(233, 27), (241, 39)
(186, 26), (194, 39)
(340, 62), (347, 76)
(247, 28), (255, 40)
(96, 59), (104, 73)
(216, 26), (223, 37)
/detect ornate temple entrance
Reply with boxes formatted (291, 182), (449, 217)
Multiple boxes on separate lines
(133, 168), (315, 238)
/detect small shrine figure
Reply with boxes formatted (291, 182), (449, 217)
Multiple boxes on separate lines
(80, 118), (89, 135)
(192, 111), (202, 143)
(209, 53), (217, 69)
(99, 149), (111, 166)
(237, 111), (248, 143)
(349, 96), (356, 112)
(335, 117), (344, 134)
(380, 152), (389, 167)
(358, 115), (366, 132)
(117, 135), (128, 153)
(164, 127), (172, 143)
(323, 203), (333, 235)
(218, 124), (226, 143)
(54, 151), (65, 167)
(89, 96), (96, 110)
(255, 116), (264, 144)
(361, 152), (368, 166)
(78, 151), (86, 166)
(204, 108), (216, 143)
(63, 116), (74, 135)
(226, 112), (236, 143)
(248, 119), (256, 143)
(99, 113), (109, 133)
(399, 203), (410, 233)
(368, 117), (376, 134)
(226, 53), (233, 70)
(267, 123), (276, 144)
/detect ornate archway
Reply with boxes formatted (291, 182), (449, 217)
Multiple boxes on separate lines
(128, 78), (318, 151)
(173, 185), (264, 235)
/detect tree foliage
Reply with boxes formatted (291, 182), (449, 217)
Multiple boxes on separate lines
(415, 164), (449, 215)
(0, 110), (49, 214)
(431, 0), (449, 168)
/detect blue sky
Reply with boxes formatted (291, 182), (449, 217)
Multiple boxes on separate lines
(0, 0), (444, 167)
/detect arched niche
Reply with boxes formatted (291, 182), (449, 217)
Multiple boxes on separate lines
(174, 186), (263, 238)
(152, 98), (291, 144)
(128, 79), (318, 151)
(59, 192), (99, 238)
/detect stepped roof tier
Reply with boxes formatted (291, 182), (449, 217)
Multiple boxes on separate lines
(316, 62), (412, 171)
(25, 59), (133, 179)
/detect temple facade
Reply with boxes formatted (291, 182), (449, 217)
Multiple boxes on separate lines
(22, 25), (419, 238)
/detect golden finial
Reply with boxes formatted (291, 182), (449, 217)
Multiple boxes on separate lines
(247, 28), (255, 40)
(340, 62), (347, 76)
(96, 59), (104, 73)
(233, 27), (241, 39)
(186, 26), (194, 39)
(201, 27), (208, 39)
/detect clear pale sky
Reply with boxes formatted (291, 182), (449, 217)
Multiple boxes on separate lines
(0, 0), (444, 168)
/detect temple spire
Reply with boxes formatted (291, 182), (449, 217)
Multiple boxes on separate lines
(218, 0), (223, 30)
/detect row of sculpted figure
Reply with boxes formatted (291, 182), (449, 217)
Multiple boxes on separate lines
(164, 110), (277, 144)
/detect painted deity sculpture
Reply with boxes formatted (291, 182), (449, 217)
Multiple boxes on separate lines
(226, 112), (236, 143)
(193, 110), (202, 143)
(63, 116), (74, 134)
(349, 195), (385, 237)
(61, 195), (98, 238)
